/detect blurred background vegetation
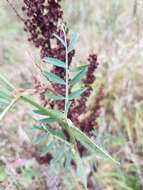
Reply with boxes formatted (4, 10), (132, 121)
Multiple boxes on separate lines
(0, 0), (143, 189)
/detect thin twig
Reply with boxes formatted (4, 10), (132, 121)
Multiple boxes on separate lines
(0, 96), (20, 121)
(133, 0), (138, 17)
(6, 0), (25, 22)
(62, 25), (69, 117)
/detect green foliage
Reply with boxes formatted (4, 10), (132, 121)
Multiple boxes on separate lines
(43, 57), (66, 68)
(32, 125), (69, 145)
(0, 74), (19, 121)
(32, 125), (73, 169)
(72, 64), (88, 72)
(0, 166), (7, 182)
(69, 67), (87, 86)
(65, 101), (72, 116)
(67, 33), (78, 53)
(0, 75), (14, 110)
(33, 133), (48, 145)
(44, 70), (66, 85)
(67, 119), (119, 164)
(101, 167), (141, 190)
(64, 150), (73, 170)
(0, 74), (15, 91)
(41, 139), (56, 156)
(42, 126), (66, 141)
(38, 117), (57, 124)
(45, 92), (65, 100)
(52, 144), (65, 163)
(69, 88), (87, 100)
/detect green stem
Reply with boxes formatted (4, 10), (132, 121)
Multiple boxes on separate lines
(62, 25), (78, 151)
(0, 96), (20, 121)
(63, 26), (69, 117)
(20, 96), (63, 123)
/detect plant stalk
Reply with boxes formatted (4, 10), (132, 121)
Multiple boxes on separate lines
(62, 26), (78, 153)
(0, 96), (20, 121)
(63, 26), (69, 117)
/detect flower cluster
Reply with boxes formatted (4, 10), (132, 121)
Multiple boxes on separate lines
(80, 85), (104, 133)
(68, 54), (103, 134)
(22, 0), (63, 51)
(84, 54), (99, 85)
